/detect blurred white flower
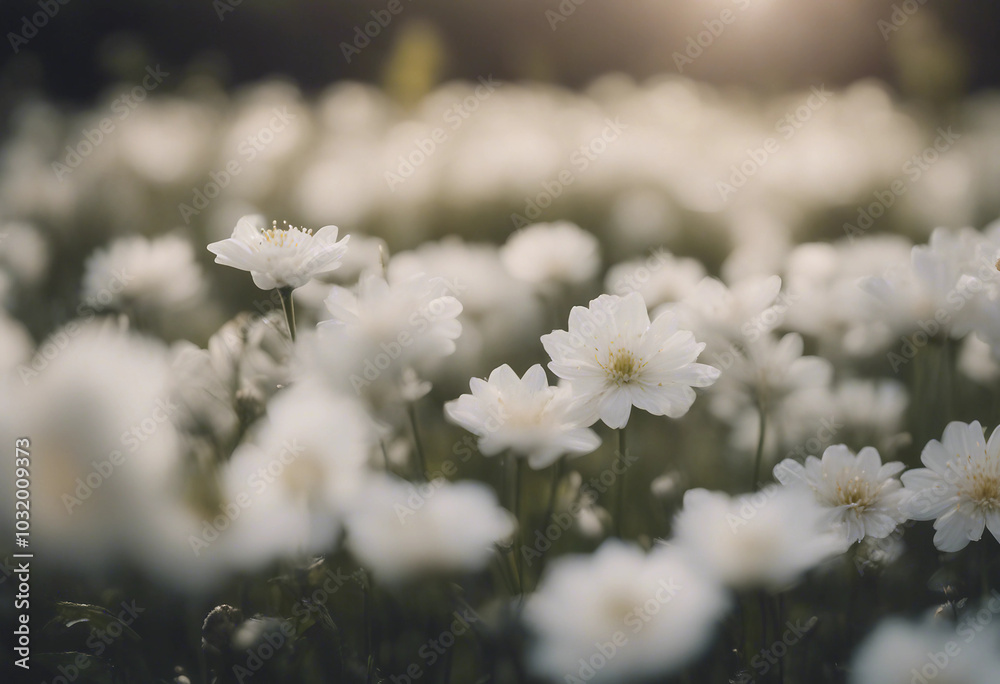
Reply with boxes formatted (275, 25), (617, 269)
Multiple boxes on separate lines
(82, 234), (204, 312)
(207, 215), (349, 290)
(524, 540), (728, 684)
(542, 292), (719, 428)
(500, 221), (600, 287)
(850, 614), (1000, 684)
(774, 445), (908, 545)
(344, 476), (514, 584)
(218, 382), (375, 564)
(902, 420), (1000, 552)
(320, 269), (463, 363)
(0, 312), (32, 378)
(604, 250), (705, 308)
(958, 334), (1000, 385)
(0, 221), (49, 287)
(659, 275), (783, 355)
(0, 323), (185, 575)
(444, 364), (601, 469)
(672, 487), (846, 591)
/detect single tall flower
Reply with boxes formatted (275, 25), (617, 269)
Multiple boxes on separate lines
(541, 292), (719, 429)
(445, 364), (601, 469)
(902, 420), (1000, 552)
(207, 215), (349, 290)
(774, 445), (908, 545)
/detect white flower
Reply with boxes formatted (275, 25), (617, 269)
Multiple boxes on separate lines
(83, 234), (204, 311)
(207, 215), (349, 290)
(0, 312), (32, 379)
(0, 221), (49, 288)
(524, 540), (728, 684)
(901, 420), (1000, 552)
(773, 445), (908, 545)
(657, 275), (783, 355)
(541, 292), (719, 429)
(604, 250), (705, 309)
(218, 382), (375, 563)
(344, 476), (514, 584)
(444, 364), (601, 469)
(320, 269), (463, 363)
(672, 487), (847, 591)
(0, 323), (184, 576)
(500, 221), (601, 287)
(850, 614), (1000, 684)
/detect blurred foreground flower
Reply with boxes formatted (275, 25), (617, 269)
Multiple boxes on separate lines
(524, 540), (728, 684)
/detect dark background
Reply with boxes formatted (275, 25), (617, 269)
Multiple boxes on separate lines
(1, 0), (998, 112)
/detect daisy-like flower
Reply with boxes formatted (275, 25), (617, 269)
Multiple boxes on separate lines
(524, 540), (728, 684)
(500, 221), (601, 287)
(207, 215), (350, 290)
(444, 364), (601, 469)
(541, 292), (719, 429)
(901, 420), (1000, 552)
(672, 487), (847, 591)
(773, 445), (908, 545)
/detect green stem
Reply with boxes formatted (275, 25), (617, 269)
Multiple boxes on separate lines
(407, 402), (427, 481)
(752, 398), (767, 491)
(615, 427), (628, 538)
(513, 457), (525, 595)
(276, 286), (296, 342)
(534, 458), (566, 588)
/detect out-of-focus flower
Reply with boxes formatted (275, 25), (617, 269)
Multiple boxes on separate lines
(445, 364), (600, 469)
(604, 250), (705, 308)
(659, 275), (783, 355)
(218, 382), (375, 565)
(524, 540), (728, 684)
(344, 476), (514, 584)
(500, 221), (600, 287)
(672, 487), (846, 591)
(320, 269), (463, 363)
(0, 312), (32, 378)
(773, 445), (908, 545)
(958, 334), (1000, 384)
(0, 221), (49, 287)
(207, 215), (349, 290)
(902, 420), (1000, 552)
(0, 323), (185, 575)
(542, 292), (718, 429)
(82, 234), (204, 312)
(850, 614), (1000, 684)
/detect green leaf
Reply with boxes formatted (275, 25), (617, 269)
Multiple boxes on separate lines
(44, 602), (141, 642)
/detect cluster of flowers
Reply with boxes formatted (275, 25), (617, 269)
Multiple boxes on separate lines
(3, 204), (1000, 682)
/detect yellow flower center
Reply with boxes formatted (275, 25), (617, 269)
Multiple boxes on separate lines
(606, 349), (642, 385)
(260, 220), (313, 249)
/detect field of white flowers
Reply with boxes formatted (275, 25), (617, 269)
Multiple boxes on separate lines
(3, 5), (1000, 682)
